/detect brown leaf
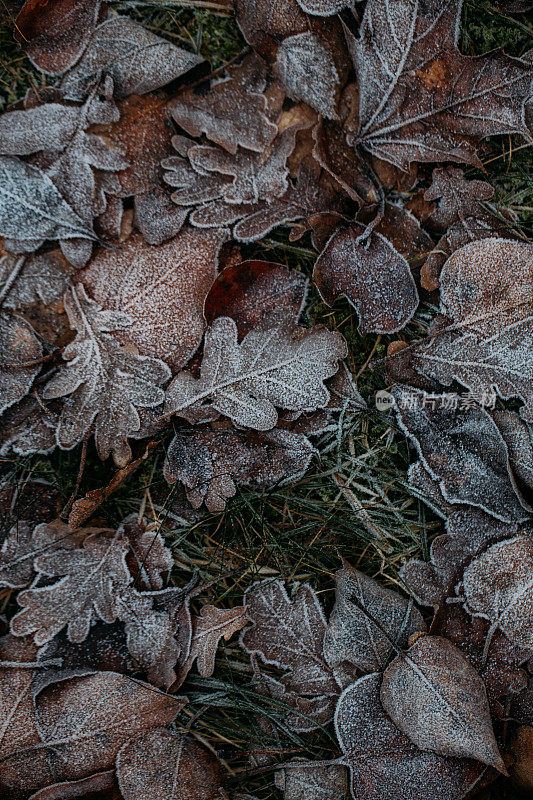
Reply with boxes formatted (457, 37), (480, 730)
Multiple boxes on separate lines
(324, 561), (426, 682)
(0, 671), (183, 793)
(0, 636), (42, 759)
(313, 223), (419, 333)
(116, 728), (223, 800)
(164, 428), (314, 512)
(0, 248), (72, 311)
(15, 0), (102, 75)
(335, 672), (486, 800)
(164, 315), (347, 430)
(510, 725), (533, 792)
(346, 0), (532, 168)
(204, 260), (308, 338)
(81, 229), (226, 371)
(392, 386), (531, 522)
(312, 118), (373, 203)
(0, 311), (42, 414)
(0, 521), (36, 589)
(119, 516), (173, 591)
(27, 770), (118, 800)
(492, 410), (533, 491)
(380, 634), (506, 770)
(179, 604), (248, 682)
(424, 166), (495, 232)
(275, 762), (348, 800)
(133, 186), (189, 246)
(0, 394), (58, 457)
(462, 535), (533, 651)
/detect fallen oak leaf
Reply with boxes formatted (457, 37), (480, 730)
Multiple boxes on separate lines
(42, 284), (171, 467)
(0, 521), (37, 589)
(0, 394), (58, 457)
(14, 0), (102, 75)
(177, 603), (248, 684)
(424, 166), (495, 232)
(164, 428), (315, 512)
(80, 228), (227, 371)
(60, 15), (204, 101)
(116, 728), (223, 800)
(0, 311), (42, 414)
(164, 315), (347, 431)
(0, 635), (42, 759)
(118, 515), (173, 591)
(381, 634), (506, 771)
(0, 249), (72, 310)
(275, 762), (348, 800)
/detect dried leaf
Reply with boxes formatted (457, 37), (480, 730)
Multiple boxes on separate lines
(313, 224), (419, 333)
(0, 249), (72, 310)
(275, 762), (348, 800)
(42, 285), (170, 466)
(204, 260), (308, 338)
(335, 672), (485, 800)
(164, 315), (347, 430)
(133, 187), (189, 246)
(424, 166), (495, 232)
(393, 385), (531, 522)
(296, 0), (353, 13)
(347, 0), (532, 168)
(80, 229), (227, 371)
(0, 636), (42, 759)
(60, 16), (204, 101)
(0, 671), (183, 793)
(0, 311), (42, 414)
(274, 32), (341, 119)
(510, 725), (533, 792)
(492, 410), (533, 490)
(312, 118), (373, 203)
(462, 535), (533, 651)
(324, 561), (426, 680)
(179, 604), (248, 680)
(27, 770), (118, 800)
(164, 428), (314, 512)
(412, 238), (533, 420)
(116, 729), (223, 800)
(0, 522), (36, 589)
(14, 0), (102, 75)
(0, 394), (58, 457)
(119, 516), (173, 591)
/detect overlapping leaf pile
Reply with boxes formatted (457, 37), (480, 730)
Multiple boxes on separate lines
(0, 0), (532, 798)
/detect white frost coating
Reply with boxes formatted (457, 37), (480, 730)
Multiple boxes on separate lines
(275, 33), (340, 120)
(164, 315), (347, 430)
(296, 0), (354, 14)
(0, 251), (71, 310)
(0, 311), (42, 415)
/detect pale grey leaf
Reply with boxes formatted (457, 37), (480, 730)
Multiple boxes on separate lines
(0, 311), (42, 414)
(0, 250), (72, 310)
(492, 410), (533, 489)
(275, 762), (348, 800)
(0, 522), (35, 589)
(275, 33), (340, 119)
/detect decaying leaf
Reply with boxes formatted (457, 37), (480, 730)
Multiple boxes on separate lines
(14, 0), (102, 75)
(412, 238), (533, 419)
(462, 535), (533, 651)
(0, 394), (58, 457)
(324, 561), (426, 680)
(80, 228), (227, 371)
(392, 385), (531, 522)
(42, 284), (170, 466)
(0, 311), (42, 414)
(0, 522), (36, 589)
(346, 0), (532, 168)
(492, 410), (533, 490)
(164, 315), (347, 430)
(179, 604), (248, 680)
(335, 673), (485, 800)
(119, 516), (173, 591)
(0, 249), (72, 310)
(164, 428), (315, 512)
(0, 636), (42, 758)
(0, 671), (183, 793)
(116, 728), (223, 800)
(380, 635), (505, 770)
(60, 16), (204, 101)
(26, 770), (118, 800)
(275, 762), (348, 800)
(313, 223), (419, 333)
(424, 166), (495, 232)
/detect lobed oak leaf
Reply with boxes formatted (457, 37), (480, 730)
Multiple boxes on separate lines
(14, 0), (102, 75)
(424, 166), (495, 232)
(335, 672), (486, 800)
(0, 311), (42, 414)
(392, 385), (531, 522)
(324, 561), (426, 681)
(462, 535), (533, 651)
(275, 762), (349, 800)
(116, 729), (223, 800)
(164, 428), (315, 512)
(118, 516), (173, 591)
(0, 249), (72, 310)
(60, 16), (204, 101)
(0, 671), (183, 793)
(346, 0), (532, 169)
(0, 394), (58, 457)
(133, 186), (189, 246)
(380, 634), (506, 771)
(0, 521), (37, 589)
(164, 315), (347, 431)
(42, 284), (171, 466)
(178, 604), (248, 683)
(313, 223), (419, 334)
(80, 228), (227, 371)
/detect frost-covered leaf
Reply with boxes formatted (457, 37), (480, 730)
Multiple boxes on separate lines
(296, 0), (354, 13)
(164, 428), (314, 511)
(0, 250), (72, 310)
(0, 310), (42, 416)
(10, 529), (131, 645)
(180, 604), (248, 680)
(204, 260), (308, 338)
(116, 729), (223, 800)
(275, 762), (348, 800)
(60, 16), (204, 101)
(412, 238), (533, 420)
(312, 118), (373, 203)
(335, 673), (485, 800)
(424, 166), (495, 231)
(80, 229), (226, 371)
(381, 635), (505, 770)
(324, 561), (426, 680)
(492, 410), (533, 490)
(14, 0), (101, 75)
(462, 535), (533, 651)
(134, 186), (189, 246)
(347, 0), (532, 169)
(0, 671), (182, 794)
(393, 386), (531, 522)
(119, 516), (173, 591)
(0, 522), (36, 589)
(0, 156), (96, 245)
(170, 56), (278, 154)
(42, 285), (170, 466)
(274, 33), (341, 119)
(0, 636), (42, 759)
(165, 315), (346, 430)
(240, 580), (339, 700)
(0, 395), (58, 457)
(26, 771), (118, 800)
(313, 224), (419, 333)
